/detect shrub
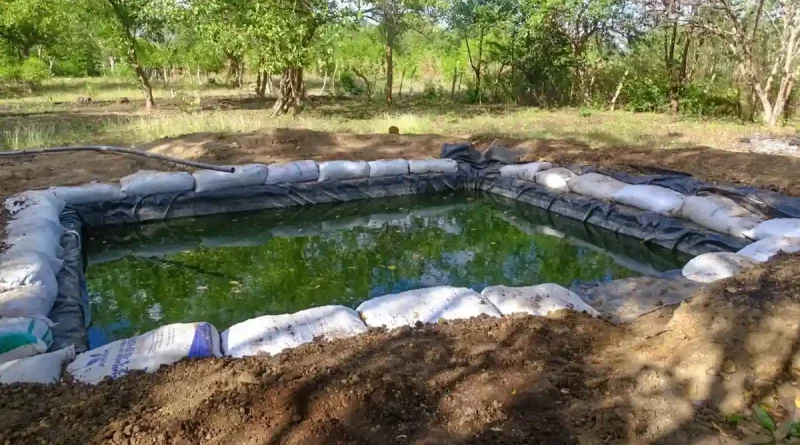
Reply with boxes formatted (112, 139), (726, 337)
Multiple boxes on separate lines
(338, 71), (363, 96)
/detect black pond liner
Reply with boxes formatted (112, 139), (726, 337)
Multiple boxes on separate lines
(51, 149), (791, 352)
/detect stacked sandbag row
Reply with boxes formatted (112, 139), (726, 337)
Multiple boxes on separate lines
(0, 191), (76, 382)
(118, 158), (459, 197)
(218, 284), (597, 362)
(8, 160), (458, 215)
(499, 162), (800, 283)
(38, 282), (597, 384)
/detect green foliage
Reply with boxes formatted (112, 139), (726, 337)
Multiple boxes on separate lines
(17, 57), (48, 85)
(422, 80), (443, 99)
(338, 71), (364, 96)
(754, 404), (777, 434)
(0, 0), (795, 123)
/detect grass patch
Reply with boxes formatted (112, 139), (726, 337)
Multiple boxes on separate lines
(1, 79), (797, 151)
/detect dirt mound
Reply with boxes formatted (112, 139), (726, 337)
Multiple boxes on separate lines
(0, 314), (617, 445)
(2, 260), (800, 444)
(3, 131), (800, 443)
(503, 139), (800, 197)
(4, 129), (800, 200)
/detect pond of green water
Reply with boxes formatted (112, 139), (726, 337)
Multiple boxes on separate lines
(84, 192), (691, 347)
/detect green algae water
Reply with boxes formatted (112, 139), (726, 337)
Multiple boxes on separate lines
(84, 193), (691, 347)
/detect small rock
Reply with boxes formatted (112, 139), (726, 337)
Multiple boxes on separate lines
(237, 372), (259, 385)
(723, 360), (737, 374)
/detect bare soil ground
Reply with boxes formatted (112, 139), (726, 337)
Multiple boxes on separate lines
(4, 128), (800, 198)
(2, 130), (800, 444)
(2, 256), (800, 444)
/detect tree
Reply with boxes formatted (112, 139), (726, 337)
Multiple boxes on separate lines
(450, 0), (517, 103)
(697, 0), (800, 127)
(358, 0), (435, 104)
(645, 0), (701, 113)
(536, 0), (631, 105)
(102, 0), (177, 109)
(0, 0), (66, 59)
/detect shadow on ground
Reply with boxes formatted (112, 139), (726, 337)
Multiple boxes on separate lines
(3, 255), (800, 444)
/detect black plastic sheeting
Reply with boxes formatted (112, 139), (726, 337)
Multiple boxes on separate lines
(49, 208), (91, 353)
(473, 174), (750, 257)
(53, 146), (793, 348)
(444, 142), (800, 219)
(480, 192), (693, 274)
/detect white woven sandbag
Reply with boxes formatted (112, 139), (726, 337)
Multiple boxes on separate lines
(611, 184), (685, 216)
(0, 317), (53, 365)
(6, 216), (64, 238)
(499, 162), (553, 182)
(742, 218), (800, 241)
(357, 286), (502, 330)
(120, 170), (195, 196)
(534, 167), (576, 192)
(481, 284), (599, 317)
(265, 160), (320, 184)
(221, 305), (368, 358)
(5, 217), (65, 269)
(0, 345), (74, 384)
(67, 322), (221, 384)
(318, 160), (371, 181)
(681, 252), (757, 283)
(193, 164), (268, 193)
(737, 237), (800, 262)
(368, 159), (410, 177)
(408, 159), (459, 174)
(49, 183), (127, 205)
(568, 173), (627, 201)
(0, 251), (59, 296)
(680, 195), (763, 238)
(0, 285), (58, 320)
(4, 190), (65, 216)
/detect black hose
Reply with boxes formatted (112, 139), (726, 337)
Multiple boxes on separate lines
(0, 145), (235, 173)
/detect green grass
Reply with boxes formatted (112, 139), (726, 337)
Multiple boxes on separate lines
(1, 77), (797, 151)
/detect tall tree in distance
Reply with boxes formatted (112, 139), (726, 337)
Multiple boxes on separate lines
(102, 0), (176, 109)
(450, 0), (517, 103)
(359, 0), (435, 104)
(695, 0), (800, 127)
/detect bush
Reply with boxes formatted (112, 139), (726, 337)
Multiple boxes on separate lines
(679, 84), (739, 117)
(338, 71), (363, 96)
(422, 80), (442, 100)
(18, 57), (49, 86)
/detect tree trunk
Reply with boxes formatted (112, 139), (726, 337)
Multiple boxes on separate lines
(450, 66), (458, 100)
(398, 68), (406, 100)
(385, 38), (394, 105)
(352, 69), (372, 100)
(465, 29), (485, 103)
(610, 69), (629, 111)
(256, 71), (263, 97)
(265, 72), (274, 94)
(272, 67), (305, 116)
(134, 65), (155, 110)
(260, 70), (269, 98)
(331, 62), (338, 94)
(668, 85), (680, 114)
(319, 69), (328, 95)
